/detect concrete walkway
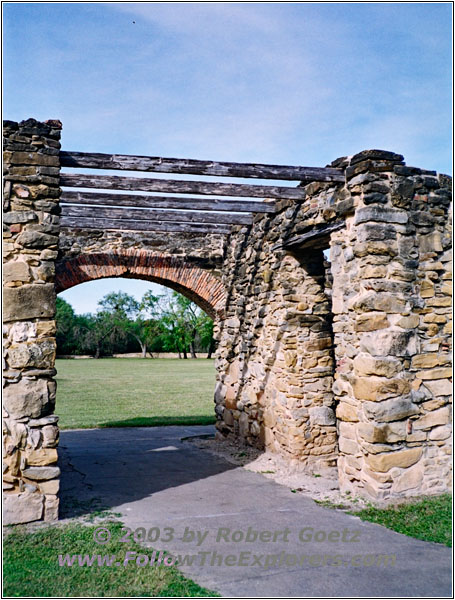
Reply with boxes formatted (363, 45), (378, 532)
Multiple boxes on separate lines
(59, 426), (452, 597)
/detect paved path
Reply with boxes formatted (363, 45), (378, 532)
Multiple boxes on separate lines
(59, 426), (452, 597)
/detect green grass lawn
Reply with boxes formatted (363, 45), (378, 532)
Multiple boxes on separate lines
(55, 358), (216, 429)
(353, 494), (452, 547)
(3, 520), (218, 597)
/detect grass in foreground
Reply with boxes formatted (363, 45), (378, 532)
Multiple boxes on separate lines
(353, 494), (452, 547)
(55, 358), (216, 429)
(3, 520), (218, 597)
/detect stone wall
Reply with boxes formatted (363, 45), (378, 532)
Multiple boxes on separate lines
(3, 119), (62, 524)
(3, 118), (452, 524)
(215, 150), (452, 500)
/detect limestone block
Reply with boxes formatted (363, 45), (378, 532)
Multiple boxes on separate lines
(429, 425), (451, 441)
(358, 421), (406, 443)
(392, 463), (424, 492)
(3, 378), (49, 418)
(44, 494), (59, 521)
(309, 406), (335, 426)
(7, 339), (56, 369)
(3, 284), (55, 322)
(360, 330), (418, 357)
(9, 321), (37, 342)
(350, 292), (406, 314)
(22, 466), (60, 480)
(16, 231), (58, 248)
(413, 407), (450, 430)
(339, 437), (358, 455)
(239, 412), (249, 437)
(3, 491), (44, 524)
(363, 397), (418, 423)
(366, 447), (422, 472)
(396, 315), (420, 329)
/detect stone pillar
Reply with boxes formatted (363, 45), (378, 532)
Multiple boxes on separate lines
(3, 118), (62, 524)
(332, 150), (452, 501)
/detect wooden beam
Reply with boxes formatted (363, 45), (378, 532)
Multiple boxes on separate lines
(61, 205), (253, 225)
(60, 173), (306, 200)
(60, 216), (232, 235)
(60, 191), (275, 213)
(60, 150), (345, 183)
(275, 221), (346, 250)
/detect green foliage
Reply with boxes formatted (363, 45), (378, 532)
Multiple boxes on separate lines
(56, 289), (215, 359)
(352, 494), (452, 546)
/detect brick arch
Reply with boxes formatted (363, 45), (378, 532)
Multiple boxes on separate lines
(55, 250), (226, 319)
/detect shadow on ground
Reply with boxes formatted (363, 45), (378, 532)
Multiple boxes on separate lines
(59, 424), (236, 519)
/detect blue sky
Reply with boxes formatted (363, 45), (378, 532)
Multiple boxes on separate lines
(4, 2), (452, 314)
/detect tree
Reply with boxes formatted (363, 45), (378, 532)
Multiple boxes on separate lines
(55, 297), (78, 355)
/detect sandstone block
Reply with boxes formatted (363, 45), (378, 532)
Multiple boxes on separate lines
(3, 260), (31, 283)
(352, 376), (410, 401)
(366, 447), (422, 472)
(355, 313), (389, 331)
(39, 479), (60, 495)
(3, 491), (44, 524)
(411, 354), (444, 369)
(418, 368), (452, 380)
(353, 354), (402, 377)
(24, 448), (58, 466)
(336, 402), (359, 422)
(3, 283), (55, 321)
(396, 315), (420, 329)
(44, 495), (59, 521)
(413, 406), (450, 430)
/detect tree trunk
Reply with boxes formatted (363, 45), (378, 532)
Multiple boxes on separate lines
(140, 342), (147, 358)
(207, 336), (216, 359)
(190, 328), (197, 359)
(95, 345), (100, 359)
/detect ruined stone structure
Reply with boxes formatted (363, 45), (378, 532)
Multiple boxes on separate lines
(3, 118), (452, 524)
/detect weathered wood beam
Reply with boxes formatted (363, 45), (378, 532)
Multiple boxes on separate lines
(60, 173), (306, 200)
(60, 191), (275, 213)
(60, 216), (232, 235)
(275, 221), (346, 250)
(60, 150), (345, 183)
(61, 205), (253, 225)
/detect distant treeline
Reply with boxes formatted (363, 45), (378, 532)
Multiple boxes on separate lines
(56, 290), (215, 359)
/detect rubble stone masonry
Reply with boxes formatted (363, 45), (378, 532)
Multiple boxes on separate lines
(3, 120), (452, 525)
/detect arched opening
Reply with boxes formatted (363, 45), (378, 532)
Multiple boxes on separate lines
(55, 249), (226, 320)
(54, 252), (229, 518)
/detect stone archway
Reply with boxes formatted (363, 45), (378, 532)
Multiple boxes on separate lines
(55, 249), (227, 320)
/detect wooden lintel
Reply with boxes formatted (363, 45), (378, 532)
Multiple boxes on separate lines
(275, 221), (346, 250)
(61, 205), (253, 226)
(60, 173), (306, 201)
(60, 191), (275, 213)
(60, 216), (232, 235)
(60, 150), (345, 183)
